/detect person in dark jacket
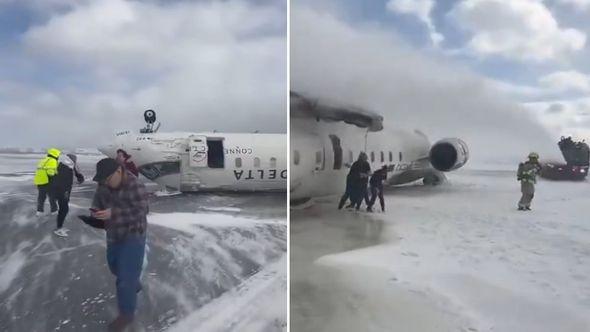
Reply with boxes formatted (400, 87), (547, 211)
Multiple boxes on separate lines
(350, 152), (371, 210)
(50, 154), (84, 237)
(367, 165), (387, 212)
(338, 152), (370, 209)
(116, 149), (139, 177)
(338, 170), (356, 209)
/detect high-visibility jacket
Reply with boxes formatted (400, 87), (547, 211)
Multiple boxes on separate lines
(34, 148), (61, 186)
(517, 161), (541, 184)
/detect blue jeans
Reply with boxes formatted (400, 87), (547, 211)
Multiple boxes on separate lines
(106, 235), (146, 316)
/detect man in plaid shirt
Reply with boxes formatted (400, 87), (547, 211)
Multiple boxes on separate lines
(91, 158), (148, 331)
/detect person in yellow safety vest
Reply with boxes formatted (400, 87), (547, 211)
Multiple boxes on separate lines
(517, 152), (542, 211)
(34, 148), (61, 216)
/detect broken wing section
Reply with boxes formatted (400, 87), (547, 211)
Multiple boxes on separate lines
(290, 91), (384, 132)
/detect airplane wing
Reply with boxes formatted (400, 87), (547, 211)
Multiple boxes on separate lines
(291, 91), (383, 132)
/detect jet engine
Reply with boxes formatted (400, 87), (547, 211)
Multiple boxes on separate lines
(429, 138), (469, 172)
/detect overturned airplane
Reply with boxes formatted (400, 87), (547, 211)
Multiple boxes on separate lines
(290, 91), (469, 204)
(99, 110), (287, 192)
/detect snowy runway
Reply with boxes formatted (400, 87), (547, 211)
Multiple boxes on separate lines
(0, 153), (287, 331)
(291, 169), (590, 332)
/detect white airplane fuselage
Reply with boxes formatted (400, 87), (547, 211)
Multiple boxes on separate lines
(290, 117), (468, 201)
(99, 131), (287, 192)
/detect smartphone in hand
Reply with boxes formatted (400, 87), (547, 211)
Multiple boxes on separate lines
(91, 208), (112, 220)
(89, 208), (99, 217)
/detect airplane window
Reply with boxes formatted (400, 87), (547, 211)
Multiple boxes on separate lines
(380, 151), (384, 163)
(270, 157), (277, 168)
(399, 152), (403, 162)
(294, 150), (300, 165)
(254, 157), (261, 168)
(389, 151), (393, 162)
(370, 151), (375, 162)
(138, 161), (180, 181)
(315, 151), (322, 164)
(235, 158), (242, 168)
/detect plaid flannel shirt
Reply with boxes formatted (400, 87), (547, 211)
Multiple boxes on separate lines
(92, 172), (148, 243)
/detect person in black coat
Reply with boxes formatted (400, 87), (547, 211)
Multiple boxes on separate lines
(50, 154), (84, 237)
(367, 165), (387, 212)
(351, 152), (371, 210)
(337, 152), (371, 210)
(338, 170), (355, 209)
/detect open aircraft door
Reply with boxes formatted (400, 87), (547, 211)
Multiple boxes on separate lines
(188, 135), (208, 168)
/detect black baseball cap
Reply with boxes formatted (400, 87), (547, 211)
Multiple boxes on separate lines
(93, 158), (120, 182)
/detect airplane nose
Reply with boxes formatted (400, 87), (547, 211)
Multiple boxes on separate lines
(97, 144), (116, 158)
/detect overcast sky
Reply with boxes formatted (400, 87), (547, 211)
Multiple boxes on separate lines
(291, 0), (590, 162)
(0, 0), (287, 149)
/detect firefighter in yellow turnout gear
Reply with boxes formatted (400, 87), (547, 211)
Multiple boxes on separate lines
(517, 152), (542, 211)
(34, 148), (61, 215)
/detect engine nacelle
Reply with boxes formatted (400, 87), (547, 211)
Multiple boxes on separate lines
(429, 138), (469, 172)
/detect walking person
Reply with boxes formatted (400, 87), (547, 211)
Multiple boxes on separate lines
(367, 165), (387, 212)
(338, 167), (356, 209)
(91, 158), (148, 331)
(352, 152), (371, 211)
(517, 152), (542, 211)
(34, 148), (60, 216)
(338, 152), (370, 210)
(50, 154), (84, 237)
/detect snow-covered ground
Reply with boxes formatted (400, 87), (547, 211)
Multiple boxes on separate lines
(0, 148), (101, 155)
(291, 168), (590, 332)
(0, 153), (287, 331)
(169, 254), (287, 332)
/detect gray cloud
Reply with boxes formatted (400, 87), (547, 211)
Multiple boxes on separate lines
(291, 6), (560, 164)
(0, 0), (286, 149)
(450, 0), (586, 62)
(547, 103), (566, 114)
